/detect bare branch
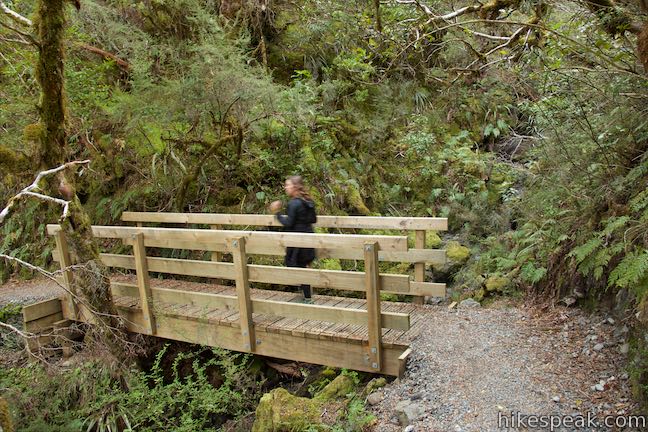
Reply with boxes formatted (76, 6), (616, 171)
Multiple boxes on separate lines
(462, 27), (511, 41)
(0, 19), (38, 46)
(0, 160), (90, 225)
(395, 0), (485, 23)
(0, 320), (33, 340)
(0, 34), (30, 44)
(0, 1), (32, 27)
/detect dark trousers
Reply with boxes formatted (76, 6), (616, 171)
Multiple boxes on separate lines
(285, 247), (315, 298)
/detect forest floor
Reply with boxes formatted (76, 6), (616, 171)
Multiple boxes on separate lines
(0, 279), (640, 431)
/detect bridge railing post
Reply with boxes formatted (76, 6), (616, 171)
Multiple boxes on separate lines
(413, 229), (426, 305)
(54, 230), (78, 321)
(132, 233), (156, 335)
(364, 241), (382, 372)
(231, 237), (255, 352)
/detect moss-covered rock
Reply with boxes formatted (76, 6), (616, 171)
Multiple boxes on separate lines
(485, 275), (510, 292)
(252, 388), (323, 432)
(446, 241), (471, 263)
(314, 374), (354, 401)
(253, 374), (356, 431)
(362, 377), (387, 397)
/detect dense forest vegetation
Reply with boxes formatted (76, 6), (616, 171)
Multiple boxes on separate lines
(1, 0), (647, 430)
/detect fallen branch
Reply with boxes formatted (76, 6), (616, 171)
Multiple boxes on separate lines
(75, 42), (131, 72)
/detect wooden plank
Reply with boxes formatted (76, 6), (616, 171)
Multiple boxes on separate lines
(231, 237), (255, 352)
(24, 312), (64, 332)
(25, 319), (74, 352)
(99, 254), (411, 294)
(121, 212), (448, 231)
(409, 281), (446, 297)
(398, 347), (412, 378)
(364, 241), (382, 371)
(413, 230), (426, 305)
(47, 225), (408, 252)
(55, 231), (78, 320)
(109, 282), (409, 330)
(132, 233), (156, 335)
(22, 298), (62, 322)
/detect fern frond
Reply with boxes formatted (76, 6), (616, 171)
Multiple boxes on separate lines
(608, 250), (648, 292)
(568, 237), (603, 264)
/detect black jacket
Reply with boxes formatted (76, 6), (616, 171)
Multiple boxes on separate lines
(276, 198), (316, 233)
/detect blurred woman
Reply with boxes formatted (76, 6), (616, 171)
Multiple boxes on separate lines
(269, 176), (317, 302)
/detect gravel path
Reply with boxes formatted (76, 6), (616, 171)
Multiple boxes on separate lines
(0, 277), (63, 306)
(369, 302), (640, 432)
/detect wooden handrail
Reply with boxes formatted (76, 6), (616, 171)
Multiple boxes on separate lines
(122, 211), (448, 231)
(46, 224), (408, 252)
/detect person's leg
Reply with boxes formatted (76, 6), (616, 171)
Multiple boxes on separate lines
(300, 283), (312, 299)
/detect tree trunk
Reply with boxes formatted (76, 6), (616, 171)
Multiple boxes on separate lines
(34, 0), (128, 361)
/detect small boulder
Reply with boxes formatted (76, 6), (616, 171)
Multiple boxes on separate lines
(395, 399), (425, 425)
(459, 298), (481, 309)
(366, 392), (383, 406)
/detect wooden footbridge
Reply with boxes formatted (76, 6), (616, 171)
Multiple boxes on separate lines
(23, 213), (447, 376)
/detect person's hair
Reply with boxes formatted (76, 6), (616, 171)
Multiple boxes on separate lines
(287, 175), (312, 201)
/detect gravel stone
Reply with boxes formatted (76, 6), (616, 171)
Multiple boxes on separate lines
(367, 392), (383, 406)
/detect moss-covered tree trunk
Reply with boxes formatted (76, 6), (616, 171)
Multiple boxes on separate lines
(34, 0), (128, 360)
(35, 0), (66, 170)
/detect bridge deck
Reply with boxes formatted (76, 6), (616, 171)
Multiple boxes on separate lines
(111, 276), (424, 349)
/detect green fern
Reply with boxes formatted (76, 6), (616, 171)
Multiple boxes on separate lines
(569, 237), (603, 263)
(608, 250), (648, 293)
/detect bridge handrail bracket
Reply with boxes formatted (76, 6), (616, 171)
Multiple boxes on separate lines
(364, 241), (382, 372)
(232, 237), (255, 352)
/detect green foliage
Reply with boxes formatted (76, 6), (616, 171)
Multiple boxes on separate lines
(0, 345), (261, 431)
